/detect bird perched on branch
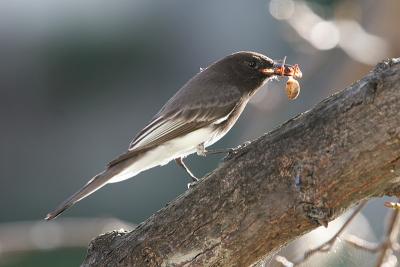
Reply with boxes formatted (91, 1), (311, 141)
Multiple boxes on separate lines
(45, 51), (302, 220)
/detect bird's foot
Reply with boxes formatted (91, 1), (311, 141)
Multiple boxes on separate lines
(223, 141), (252, 161)
(187, 180), (199, 189)
(205, 148), (234, 155)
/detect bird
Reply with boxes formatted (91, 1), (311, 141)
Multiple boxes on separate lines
(45, 51), (301, 220)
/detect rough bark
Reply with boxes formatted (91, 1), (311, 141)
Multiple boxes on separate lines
(82, 58), (400, 267)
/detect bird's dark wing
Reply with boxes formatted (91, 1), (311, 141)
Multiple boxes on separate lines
(107, 84), (242, 167)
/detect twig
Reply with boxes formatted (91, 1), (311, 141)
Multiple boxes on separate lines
(345, 235), (381, 252)
(344, 198), (400, 267)
(275, 255), (294, 267)
(374, 199), (400, 267)
(275, 201), (367, 267)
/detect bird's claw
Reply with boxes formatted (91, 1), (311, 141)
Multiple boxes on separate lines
(187, 181), (199, 189)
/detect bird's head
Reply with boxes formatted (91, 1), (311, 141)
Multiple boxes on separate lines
(212, 51), (302, 93)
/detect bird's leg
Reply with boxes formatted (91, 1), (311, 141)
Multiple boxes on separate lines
(196, 142), (233, 156)
(175, 157), (199, 182)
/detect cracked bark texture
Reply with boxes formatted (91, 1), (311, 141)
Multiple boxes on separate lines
(82, 58), (400, 267)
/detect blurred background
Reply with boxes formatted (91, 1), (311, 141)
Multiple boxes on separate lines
(0, 0), (399, 266)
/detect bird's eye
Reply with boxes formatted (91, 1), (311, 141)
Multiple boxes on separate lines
(247, 61), (258, 68)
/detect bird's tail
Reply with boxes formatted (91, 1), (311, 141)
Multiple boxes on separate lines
(45, 170), (114, 220)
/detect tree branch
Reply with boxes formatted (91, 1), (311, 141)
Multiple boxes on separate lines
(82, 58), (400, 267)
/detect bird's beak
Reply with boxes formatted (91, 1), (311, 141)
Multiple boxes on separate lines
(260, 62), (302, 79)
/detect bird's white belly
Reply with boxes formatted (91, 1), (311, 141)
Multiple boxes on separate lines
(108, 126), (222, 183)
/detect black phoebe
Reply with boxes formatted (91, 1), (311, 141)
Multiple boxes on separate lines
(45, 51), (302, 220)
